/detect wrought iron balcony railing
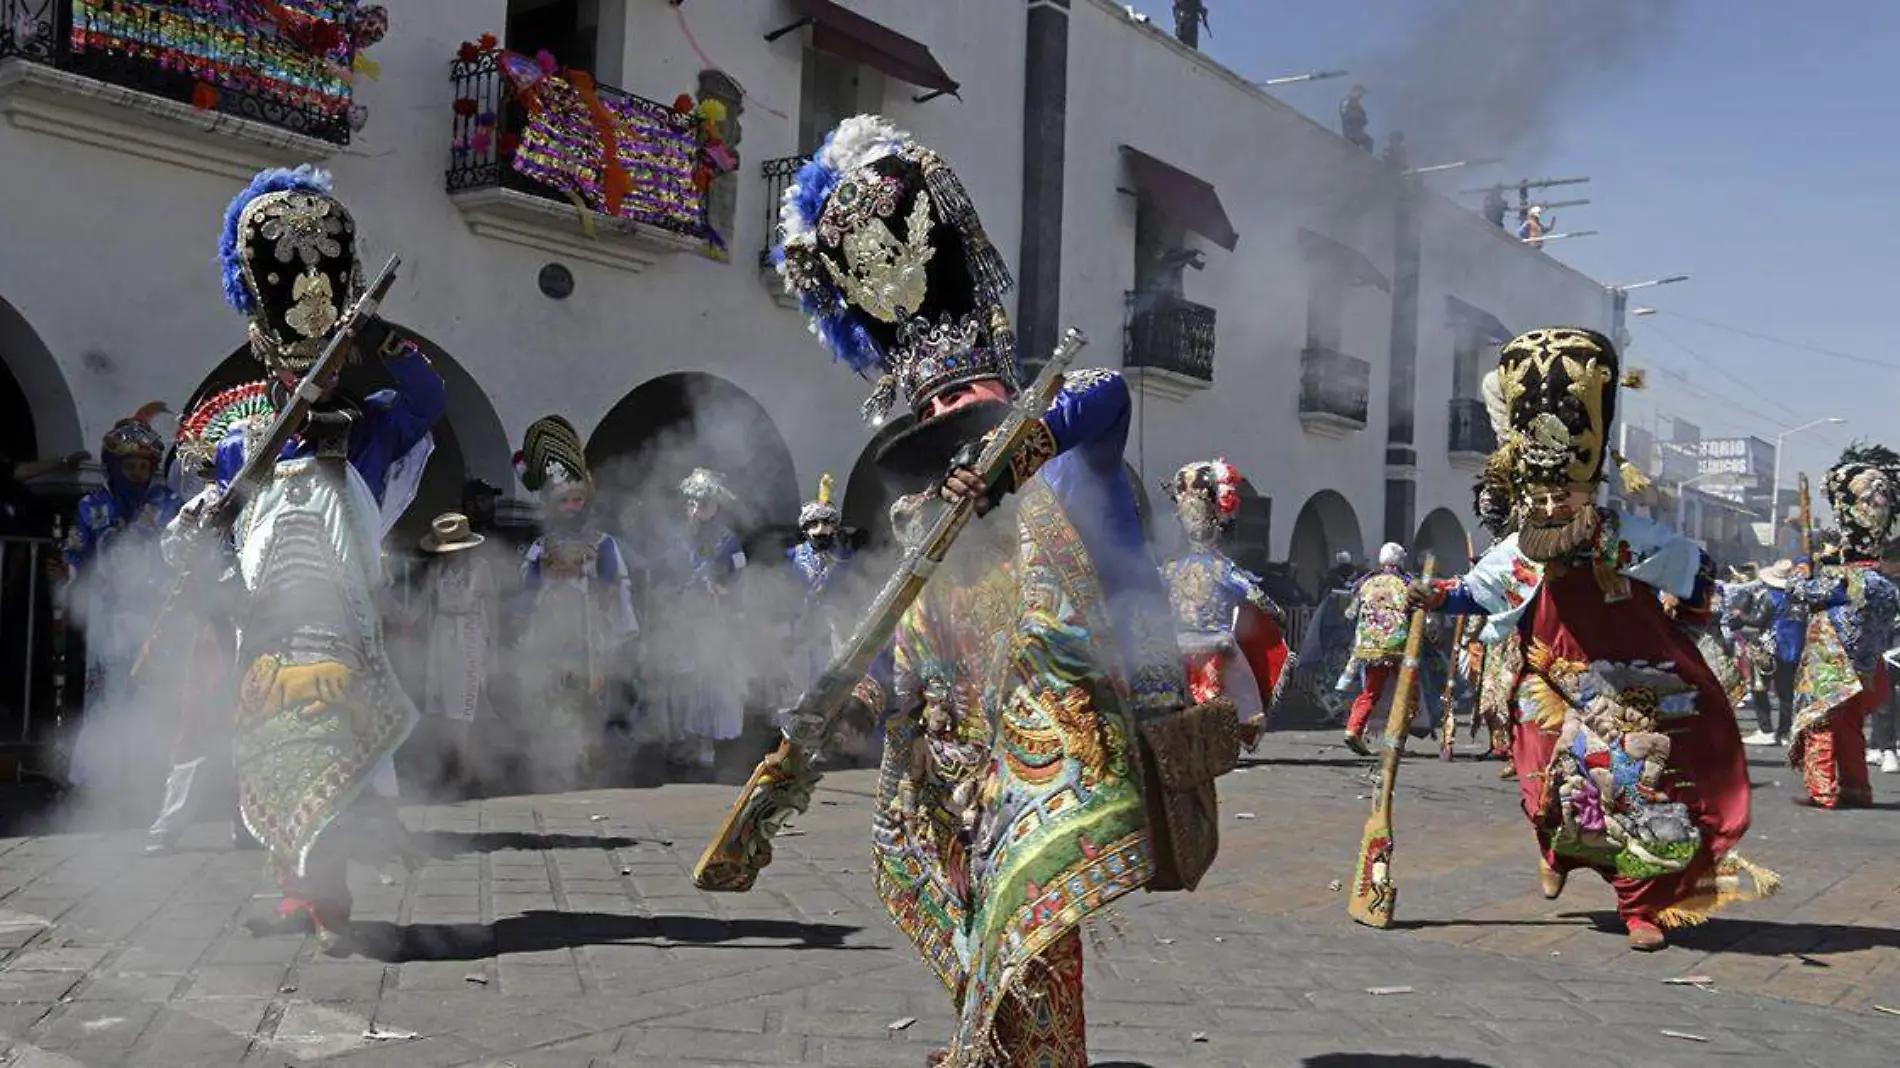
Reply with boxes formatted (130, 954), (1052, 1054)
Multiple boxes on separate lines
(1447, 397), (1497, 455)
(1299, 346), (1370, 428)
(1124, 293), (1216, 383)
(0, 0), (357, 144)
(445, 47), (714, 243)
(758, 155), (805, 272)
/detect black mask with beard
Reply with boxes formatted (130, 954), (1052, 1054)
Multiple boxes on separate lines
(805, 529), (836, 552)
(873, 399), (1012, 488)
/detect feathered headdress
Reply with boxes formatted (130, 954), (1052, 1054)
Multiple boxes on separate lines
(799, 472), (840, 528)
(516, 415), (590, 496)
(176, 384), (274, 475)
(218, 165), (363, 374)
(100, 402), (171, 462)
(773, 115), (1018, 426)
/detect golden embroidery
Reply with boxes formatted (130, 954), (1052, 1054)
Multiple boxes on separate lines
(285, 270), (338, 338)
(822, 191), (936, 323)
(1010, 419), (1059, 490)
(253, 191), (346, 266)
(1520, 639), (1585, 731)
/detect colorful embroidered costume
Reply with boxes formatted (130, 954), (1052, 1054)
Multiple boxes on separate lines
(1421, 328), (1773, 950)
(1787, 445), (1900, 808)
(775, 115), (1185, 1067)
(515, 417), (638, 788)
(180, 166), (445, 951)
(1341, 544), (1415, 750)
(62, 404), (184, 792)
(785, 473), (860, 693)
(1159, 459), (1289, 751)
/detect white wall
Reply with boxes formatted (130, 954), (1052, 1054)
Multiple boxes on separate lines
(0, 0), (1026, 523)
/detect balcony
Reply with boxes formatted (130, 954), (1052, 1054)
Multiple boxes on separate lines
(1447, 397), (1497, 467)
(1299, 346), (1369, 437)
(758, 154), (805, 302)
(444, 46), (714, 274)
(0, 0), (352, 179)
(1122, 293), (1215, 400)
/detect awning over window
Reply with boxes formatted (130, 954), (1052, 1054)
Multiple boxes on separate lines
(1445, 296), (1511, 343)
(1121, 146), (1239, 252)
(773, 0), (960, 100)
(1297, 227), (1389, 293)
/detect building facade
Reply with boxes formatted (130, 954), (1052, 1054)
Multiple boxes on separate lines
(0, 0), (1615, 590)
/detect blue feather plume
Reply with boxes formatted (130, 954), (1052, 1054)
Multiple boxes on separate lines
(217, 165), (334, 315)
(774, 146), (886, 379)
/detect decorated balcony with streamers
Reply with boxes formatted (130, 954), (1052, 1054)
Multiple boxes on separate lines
(445, 36), (728, 258)
(0, 0), (385, 146)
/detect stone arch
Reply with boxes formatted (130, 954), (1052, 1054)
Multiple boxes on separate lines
(1413, 507), (1469, 573)
(0, 295), (83, 463)
(585, 372), (799, 559)
(1288, 489), (1364, 601)
(185, 324), (510, 543)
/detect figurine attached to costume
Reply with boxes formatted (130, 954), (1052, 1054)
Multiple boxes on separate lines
(515, 416), (639, 789)
(1159, 459), (1289, 752)
(776, 114), (1190, 1067)
(62, 404), (184, 794)
(1410, 327), (1774, 951)
(1786, 444), (1900, 809)
(650, 467), (748, 770)
(172, 165), (446, 953)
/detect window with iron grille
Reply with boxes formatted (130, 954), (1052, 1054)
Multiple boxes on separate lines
(798, 47), (884, 154)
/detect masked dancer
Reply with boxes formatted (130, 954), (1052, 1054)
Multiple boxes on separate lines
(653, 467), (747, 771)
(1410, 327), (1774, 951)
(516, 417), (638, 788)
(62, 404), (184, 797)
(775, 114), (1193, 1067)
(785, 473), (871, 759)
(174, 165), (445, 953)
(1340, 543), (1415, 755)
(1159, 459), (1289, 752)
(1786, 445), (1900, 809)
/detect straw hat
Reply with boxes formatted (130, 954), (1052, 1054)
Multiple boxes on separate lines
(420, 512), (484, 554)
(1757, 559), (1794, 589)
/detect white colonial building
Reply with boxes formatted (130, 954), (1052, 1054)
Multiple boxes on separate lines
(0, 0), (1617, 592)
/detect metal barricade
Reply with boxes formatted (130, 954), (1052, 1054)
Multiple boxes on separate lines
(0, 533), (67, 782)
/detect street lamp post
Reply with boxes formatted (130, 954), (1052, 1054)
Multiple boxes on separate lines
(1608, 275), (1688, 354)
(1769, 416), (1849, 549)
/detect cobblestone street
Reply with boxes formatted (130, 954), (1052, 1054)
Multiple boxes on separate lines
(0, 730), (1892, 1067)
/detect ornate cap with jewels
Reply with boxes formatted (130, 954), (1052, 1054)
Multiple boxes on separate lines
(1492, 327), (1624, 493)
(798, 473), (840, 529)
(1823, 442), (1900, 560)
(1166, 459), (1244, 522)
(218, 165), (363, 375)
(101, 402), (170, 463)
(680, 467), (736, 505)
(515, 415), (591, 497)
(773, 115), (1018, 427)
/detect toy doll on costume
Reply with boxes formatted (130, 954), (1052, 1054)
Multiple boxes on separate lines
(516, 416), (639, 789)
(172, 165), (445, 953)
(1159, 459), (1290, 752)
(1410, 327), (1774, 952)
(1786, 444), (1900, 809)
(62, 404), (184, 796)
(652, 467), (747, 770)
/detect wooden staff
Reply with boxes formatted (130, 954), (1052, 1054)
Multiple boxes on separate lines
(1347, 554), (1436, 929)
(1438, 534), (1475, 760)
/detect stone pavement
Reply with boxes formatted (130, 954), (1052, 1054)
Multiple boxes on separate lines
(0, 729), (1891, 1067)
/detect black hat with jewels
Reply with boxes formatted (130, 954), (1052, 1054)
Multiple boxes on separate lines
(218, 166), (364, 376)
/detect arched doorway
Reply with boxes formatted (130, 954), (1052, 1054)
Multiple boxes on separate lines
(1413, 507), (1469, 573)
(1288, 490), (1364, 601)
(0, 296), (83, 465)
(184, 325), (509, 545)
(585, 372), (799, 561)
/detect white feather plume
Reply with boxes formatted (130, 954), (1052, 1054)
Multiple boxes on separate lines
(1480, 369), (1509, 440)
(776, 114), (910, 250)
